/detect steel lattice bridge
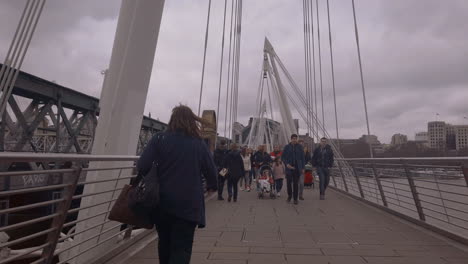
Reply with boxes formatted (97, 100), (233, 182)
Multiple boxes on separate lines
(0, 1), (468, 264)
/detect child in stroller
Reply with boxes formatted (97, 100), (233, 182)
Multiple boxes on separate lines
(257, 164), (276, 199)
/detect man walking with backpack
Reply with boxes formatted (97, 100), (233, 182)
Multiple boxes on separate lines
(312, 137), (334, 200)
(282, 134), (305, 205)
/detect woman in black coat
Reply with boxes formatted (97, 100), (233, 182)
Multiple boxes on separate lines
(137, 105), (217, 264)
(225, 143), (245, 202)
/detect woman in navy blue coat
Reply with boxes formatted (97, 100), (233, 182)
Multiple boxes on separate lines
(137, 105), (217, 264)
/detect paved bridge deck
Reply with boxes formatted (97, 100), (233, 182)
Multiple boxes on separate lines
(126, 187), (468, 264)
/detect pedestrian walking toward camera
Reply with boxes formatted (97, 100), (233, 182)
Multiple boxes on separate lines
(311, 137), (334, 200)
(282, 134), (305, 205)
(137, 105), (217, 264)
(241, 147), (252, 191)
(214, 140), (229, 200)
(225, 144), (245, 202)
(272, 156), (286, 197)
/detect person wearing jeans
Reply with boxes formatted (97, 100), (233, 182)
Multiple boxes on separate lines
(282, 134), (305, 205)
(137, 105), (218, 264)
(225, 144), (245, 202)
(272, 157), (286, 196)
(214, 140), (229, 200)
(311, 137), (334, 200)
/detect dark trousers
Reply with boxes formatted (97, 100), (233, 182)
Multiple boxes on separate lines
(155, 210), (197, 264)
(218, 175), (225, 198)
(286, 170), (300, 201)
(227, 177), (239, 199)
(317, 167), (330, 195)
(275, 178), (284, 193)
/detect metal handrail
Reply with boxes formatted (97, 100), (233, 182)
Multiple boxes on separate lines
(0, 153), (141, 264)
(331, 156), (468, 245)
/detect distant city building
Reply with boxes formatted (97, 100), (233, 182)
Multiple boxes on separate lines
(233, 117), (286, 151)
(455, 125), (468, 150)
(391, 133), (408, 146)
(428, 121), (447, 150)
(232, 122), (245, 144)
(428, 121), (468, 151)
(359, 134), (384, 154)
(415, 132), (428, 142)
(298, 134), (314, 150)
(330, 138), (360, 147)
(415, 131), (429, 148)
(446, 124), (457, 150)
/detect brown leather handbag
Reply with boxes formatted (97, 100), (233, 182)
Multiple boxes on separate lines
(108, 184), (154, 229)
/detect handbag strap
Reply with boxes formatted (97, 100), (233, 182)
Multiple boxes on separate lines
(134, 133), (165, 186)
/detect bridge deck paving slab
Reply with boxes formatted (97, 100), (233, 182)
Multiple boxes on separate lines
(128, 188), (468, 264)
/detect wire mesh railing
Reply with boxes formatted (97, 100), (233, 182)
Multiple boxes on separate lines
(0, 153), (155, 264)
(330, 157), (468, 243)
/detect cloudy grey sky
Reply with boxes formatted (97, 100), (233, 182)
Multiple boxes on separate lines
(1, 0), (467, 143)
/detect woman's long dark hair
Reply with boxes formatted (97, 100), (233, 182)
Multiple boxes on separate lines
(167, 105), (207, 138)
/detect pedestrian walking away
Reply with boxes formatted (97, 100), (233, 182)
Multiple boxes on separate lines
(272, 156), (286, 197)
(225, 143), (245, 202)
(214, 139), (229, 200)
(137, 105), (217, 264)
(282, 134), (305, 205)
(311, 137), (335, 200)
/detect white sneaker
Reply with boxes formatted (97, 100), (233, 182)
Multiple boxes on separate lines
(240, 187), (244, 191)
(277, 193), (281, 197)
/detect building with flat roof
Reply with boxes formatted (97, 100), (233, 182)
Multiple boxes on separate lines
(391, 133), (408, 146)
(455, 125), (468, 150)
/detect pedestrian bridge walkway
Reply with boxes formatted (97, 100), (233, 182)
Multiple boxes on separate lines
(123, 188), (468, 264)
(1, 154), (468, 264)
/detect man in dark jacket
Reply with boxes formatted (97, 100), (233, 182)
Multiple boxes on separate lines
(282, 134), (305, 204)
(214, 140), (229, 200)
(311, 137), (334, 200)
(225, 144), (245, 202)
(252, 145), (272, 179)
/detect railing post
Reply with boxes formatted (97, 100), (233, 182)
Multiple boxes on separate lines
(402, 159), (425, 221)
(337, 162), (349, 192)
(42, 165), (83, 263)
(371, 161), (388, 207)
(351, 163), (365, 198)
(462, 163), (468, 187)
(329, 166), (337, 187)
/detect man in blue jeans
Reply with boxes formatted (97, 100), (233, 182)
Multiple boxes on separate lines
(312, 137), (335, 200)
(282, 134), (305, 205)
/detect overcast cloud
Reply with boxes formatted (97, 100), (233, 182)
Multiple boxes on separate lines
(1, 0), (467, 143)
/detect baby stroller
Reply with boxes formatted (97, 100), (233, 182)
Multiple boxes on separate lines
(304, 163), (315, 189)
(257, 165), (276, 199)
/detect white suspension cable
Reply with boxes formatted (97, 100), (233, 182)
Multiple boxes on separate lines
(352, 0), (373, 158)
(327, 0), (341, 151)
(214, 0), (229, 147)
(224, 0), (236, 138)
(315, 0), (325, 135)
(0, 0), (46, 119)
(197, 0), (212, 116)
